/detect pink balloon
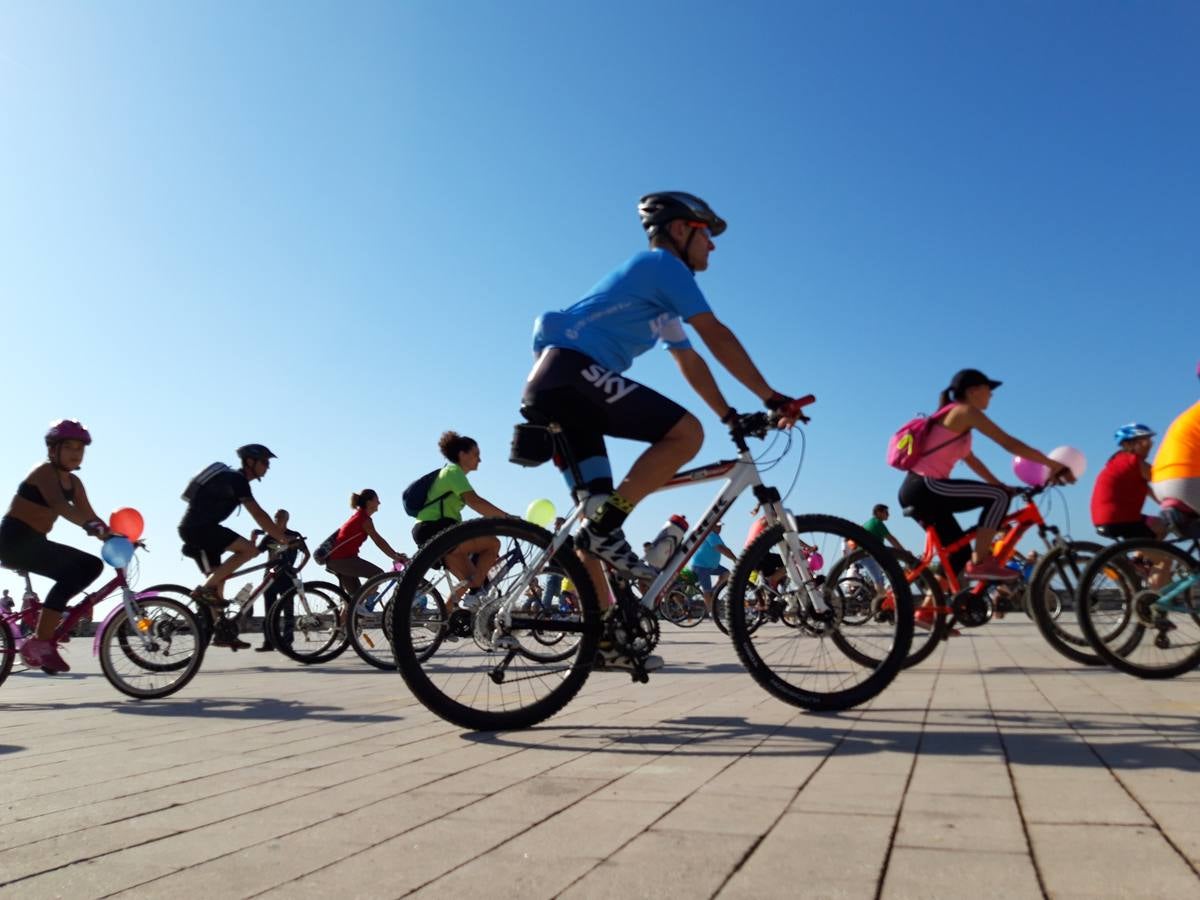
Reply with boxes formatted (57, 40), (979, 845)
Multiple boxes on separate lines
(1049, 445), (1087, 480)
(1012, 456), (1049, 486)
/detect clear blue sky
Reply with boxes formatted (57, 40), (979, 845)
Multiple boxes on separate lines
(2, 1), (1197, 606)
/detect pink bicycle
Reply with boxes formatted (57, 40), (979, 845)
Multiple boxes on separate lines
(1, 547), (205, 699)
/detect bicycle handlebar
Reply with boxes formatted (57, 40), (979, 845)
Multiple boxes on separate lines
(727, 395), (816, 446)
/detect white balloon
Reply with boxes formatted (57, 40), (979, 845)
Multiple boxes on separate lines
(1048, 445), (1087, 480)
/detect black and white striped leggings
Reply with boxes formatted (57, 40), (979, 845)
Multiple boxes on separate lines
(898, 474), (1010, 574)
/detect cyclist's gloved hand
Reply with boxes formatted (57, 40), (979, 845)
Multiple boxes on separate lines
(764, 392), (813, 426)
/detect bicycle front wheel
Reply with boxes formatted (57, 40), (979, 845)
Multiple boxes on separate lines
(349, 572), (446, 669)
(729, 515), (913, 712)
(1076, 539), (1200, 679)
(389, 518), (602, 730)
(1027, 541), (1118, 666)
(99, 597), (205, 699)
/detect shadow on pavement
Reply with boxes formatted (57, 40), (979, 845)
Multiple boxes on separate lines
(463, 710), (1200, 771)
(0, 745), (24, 755)
(0, 696), (401, 725)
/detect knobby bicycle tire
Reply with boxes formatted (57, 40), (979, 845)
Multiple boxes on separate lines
(390, 518), (602, 731)
(728, 515), (913, 712)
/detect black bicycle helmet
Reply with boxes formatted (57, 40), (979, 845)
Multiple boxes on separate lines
(638, 191), (727, 239)
(237, 443), (277, 461)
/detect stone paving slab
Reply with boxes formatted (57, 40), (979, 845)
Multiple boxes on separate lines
(1, 620), (1199, 898)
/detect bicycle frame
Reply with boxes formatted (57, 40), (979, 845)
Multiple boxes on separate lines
(493, 423), (830, 634)
(224, 555), (306, 625)
(907, 495), (1059, 598)
(0, 561), (160, 659)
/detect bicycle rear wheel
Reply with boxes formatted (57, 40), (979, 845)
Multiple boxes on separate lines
(99, 597), (205, 699)
(1024, 541), (1118, 666)
(1076, 539), (1200, 679)
(729, 515), (913, 712)
(389, 518), (602, 730)
(267, 582), (350, 665)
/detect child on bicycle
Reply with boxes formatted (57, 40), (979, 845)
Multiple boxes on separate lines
(0, 420), (111, 673)
(178, 443), (291, 649)
(1091, 424), (1166, 539)
(897, 369), (1073, 582)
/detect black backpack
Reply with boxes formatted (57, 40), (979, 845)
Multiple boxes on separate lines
(402, 468), (452, 518)
(312, 530), (341, 565)
(182, 462), (233, 502)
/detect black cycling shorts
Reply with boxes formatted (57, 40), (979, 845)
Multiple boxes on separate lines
(521, 348), (689, 494)
(179, 523), (241, 574)
(412, 518), (457, 548)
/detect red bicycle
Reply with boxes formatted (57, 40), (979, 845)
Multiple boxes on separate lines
(831, 486), (1103, 668)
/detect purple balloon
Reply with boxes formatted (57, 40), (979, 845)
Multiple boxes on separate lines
(1012, 455), (1049, 486)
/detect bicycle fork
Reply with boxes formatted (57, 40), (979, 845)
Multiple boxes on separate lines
(773, 508), (834, 621)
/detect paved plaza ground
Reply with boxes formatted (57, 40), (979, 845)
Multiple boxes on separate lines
(1, 618), (1198, 899)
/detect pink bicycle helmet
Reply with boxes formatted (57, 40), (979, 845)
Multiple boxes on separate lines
(45, 419), (92, 446)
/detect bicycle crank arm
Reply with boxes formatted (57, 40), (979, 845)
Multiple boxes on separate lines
(488, 649), (519, 684)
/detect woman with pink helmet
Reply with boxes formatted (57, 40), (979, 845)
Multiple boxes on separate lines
(0, 419), (112, 673)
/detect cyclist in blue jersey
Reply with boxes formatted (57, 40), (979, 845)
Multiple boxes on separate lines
(522, 192), (803, 665)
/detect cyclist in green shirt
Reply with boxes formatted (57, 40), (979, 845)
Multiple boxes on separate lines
(411, 431), (510, 609)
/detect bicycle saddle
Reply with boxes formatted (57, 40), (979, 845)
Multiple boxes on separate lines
(901, 506), (921, 519)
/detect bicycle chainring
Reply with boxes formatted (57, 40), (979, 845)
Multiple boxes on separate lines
(950, 590), (992, 628)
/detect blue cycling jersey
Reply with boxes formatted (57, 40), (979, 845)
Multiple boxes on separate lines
(531, 249), (712, 373)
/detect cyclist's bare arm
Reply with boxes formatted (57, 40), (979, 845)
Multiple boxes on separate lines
(955, 407), (1074, 482)
(687, 312), (777, 403)
(963, 452), (1004, 486)
(363, 517), (403, 561)
(463, 492), (508, 519)
(669, 346), (731, 419)
(242, 498), (289, 543)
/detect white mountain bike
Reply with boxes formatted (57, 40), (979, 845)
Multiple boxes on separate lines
(387, 400), (914, 730)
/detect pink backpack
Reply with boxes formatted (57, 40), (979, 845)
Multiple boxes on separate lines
(886, 404), (964, 471)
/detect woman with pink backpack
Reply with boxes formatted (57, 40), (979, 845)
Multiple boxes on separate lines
(895, 369), (1072, 581)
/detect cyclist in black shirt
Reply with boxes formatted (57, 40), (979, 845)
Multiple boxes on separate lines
(179, 444), (290, 646)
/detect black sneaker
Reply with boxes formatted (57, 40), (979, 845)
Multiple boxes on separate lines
(190, 587), (228, 610)
(211, 620), (250, 651)
(576, 525), (657, 579)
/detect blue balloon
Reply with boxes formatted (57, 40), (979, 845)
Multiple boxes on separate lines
(101, 536), (134, 568)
